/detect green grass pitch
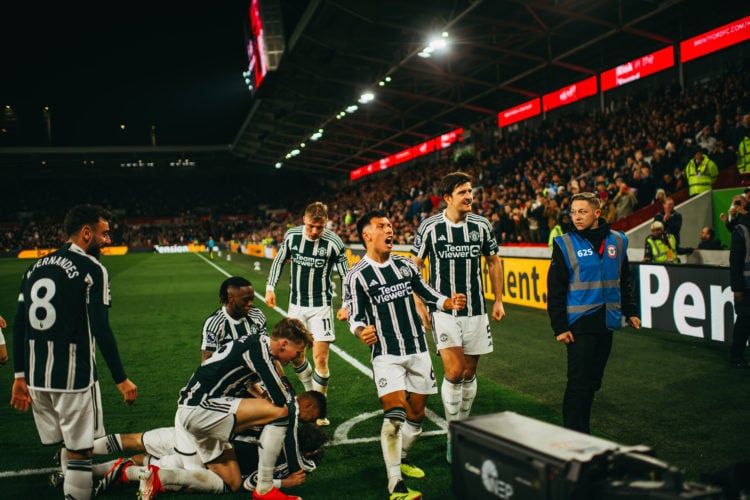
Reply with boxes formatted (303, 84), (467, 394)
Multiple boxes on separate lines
(0, 252), (747, 499)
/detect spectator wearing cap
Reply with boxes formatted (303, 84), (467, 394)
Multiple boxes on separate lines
(684, 149), (719, 196)
(643, 221), (679, 263)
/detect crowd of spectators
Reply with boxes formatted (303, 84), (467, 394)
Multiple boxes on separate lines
(1, 67), (748, 255)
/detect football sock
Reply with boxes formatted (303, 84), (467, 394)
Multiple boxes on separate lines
(93, 434), (123, 455)
(256, 424), (287, 494)
(382, 407), (405, 493)
(441, 377), (463, 422)
(65, 458), (93, 500)
(294, 359), (314, 392)
(312, 369), (329, 396)
(401, 418), (423, 459)
(92, 459), (118, 479)
(459, 376), (477, 419)
(158, 468), (226, 493)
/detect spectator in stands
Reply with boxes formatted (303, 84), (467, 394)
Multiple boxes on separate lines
(653, 197), (683, 247)
(695, 125), (718, 154)
(643, 221), (679, 264)
(547, 211), (572, 251)
(600, 192), (617, 225)
(633, 164), (656, 210)
(685, 149), (719, 196)
(733, 113), (750, 149)
(736, 126), (750, 185)
(721, 191), (748, 233)
(613, 179), (638, 220)
(654, 188), (666, 205)
(697, 227), (723, 250)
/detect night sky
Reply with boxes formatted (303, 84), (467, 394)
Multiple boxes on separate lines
(0, 1), (253, 147)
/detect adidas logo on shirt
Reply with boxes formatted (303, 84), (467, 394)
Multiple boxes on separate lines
(369, 279), (379, 286)
(438, 235), (447, 241)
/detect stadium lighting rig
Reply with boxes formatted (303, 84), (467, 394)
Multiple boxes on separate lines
(418, 32), (450, 58)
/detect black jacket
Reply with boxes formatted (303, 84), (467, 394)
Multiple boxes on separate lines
(547, 218), (638, 336)
(730, 213), (750, 292)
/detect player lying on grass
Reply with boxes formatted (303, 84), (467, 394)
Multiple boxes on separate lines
(49, 392), (327, 498)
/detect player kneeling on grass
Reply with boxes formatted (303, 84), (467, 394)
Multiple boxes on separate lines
(171, 318), (318, 500)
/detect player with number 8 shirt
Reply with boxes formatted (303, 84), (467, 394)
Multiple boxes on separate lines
(10, 204), (137, 500)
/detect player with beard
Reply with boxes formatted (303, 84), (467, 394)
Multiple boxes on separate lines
(11, 204), (138, 500)
(410, 172), (505, 464)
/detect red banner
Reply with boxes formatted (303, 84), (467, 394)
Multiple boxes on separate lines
(601, 46), (675, 92)
(498, 98), (541, 127)
(681, 16), (750, 63)
(542, 76), (597, 112)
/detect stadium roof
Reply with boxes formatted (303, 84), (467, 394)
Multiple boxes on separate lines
(232, 0), (747, 177)
(1, 0), (747, 179)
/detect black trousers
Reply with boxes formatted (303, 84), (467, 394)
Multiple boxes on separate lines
(730, 296), (750, 363)
(563, 330), (613, 434)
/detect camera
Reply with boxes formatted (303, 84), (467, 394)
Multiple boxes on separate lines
(734, 200), (742, 206)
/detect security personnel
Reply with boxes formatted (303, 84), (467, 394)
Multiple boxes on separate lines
(685, 149), (718, 196)
(643, 221), (679, 263)
(729, 210), (750, 368)
(737, 130), (750, 183)
(547, 192), (640, 434)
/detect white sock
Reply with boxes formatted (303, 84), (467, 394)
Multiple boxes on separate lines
(294, 359), (314, 392)
(312, 369), (329, 396)
(256, 424), (287, 494)
(381, 409), (405, 493)
(441, 377), (462, 422)
(93, 434), (122, 455)
(459, 376), (477, 419)
(400, 419), (422, 460)
(159, 468), (226, 493)
(92, 459), (119, 479)
(64, 458), (92, 500)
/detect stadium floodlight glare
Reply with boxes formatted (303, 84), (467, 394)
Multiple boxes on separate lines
(358, 92), (374, 104)
(275, 162), (282, 169)
(346, 105), (358, 113)
(310, 129), (323, 141)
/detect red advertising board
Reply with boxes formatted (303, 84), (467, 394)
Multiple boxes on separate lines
(681, 16), (750, 63)
(601, 46), (675, 91)
(350, 129), (462, 181)
(498, 98), (541, 127)
(542, 76), (597, 112)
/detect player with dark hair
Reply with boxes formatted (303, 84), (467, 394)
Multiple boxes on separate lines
(174, 317), (316, 500)
(10, 204), (138, 500)
(410, 171), (505, 464)
(345, 210), (466, 500)
(201, 276), (267, 363)
(265, 201), (350, 426)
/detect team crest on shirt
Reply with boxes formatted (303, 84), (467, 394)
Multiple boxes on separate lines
(414, 235), (422, 247)
(440, 333), (448, 342)
(607, 245), (617, 258)
(378, 378), (388, 388)
(398, 265), (412, 278)
(469, 231), (480, 242)
(318, 248), (327, 256)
